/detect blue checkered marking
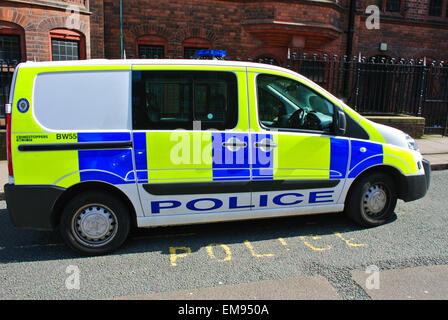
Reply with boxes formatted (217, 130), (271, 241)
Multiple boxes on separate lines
(133, 132), (148, 182)
(330, 137), (349, 179)
(77, 132), (134, 184)
(251, 133), (274, 180)
(348, 139), (383, 178)
(212, 132), (250, 181)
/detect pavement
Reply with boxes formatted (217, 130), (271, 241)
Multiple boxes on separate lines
(415, 135), (448, 170)
(0, 135), (446, 197)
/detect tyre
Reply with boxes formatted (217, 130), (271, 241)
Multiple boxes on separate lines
(59, 191), (130, 255)
(345, 172), (397, 227)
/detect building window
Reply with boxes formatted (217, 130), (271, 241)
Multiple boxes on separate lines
(381, 0), (402, 12)
(136, 35), (167, 59)
(51, 39), (79, 61)
(138, 45), (164, 58)
(428, 0), (444, 16)
(50, 29), (85, 61)
(0, 34), (21, 62)
(0, 21), (25, 62)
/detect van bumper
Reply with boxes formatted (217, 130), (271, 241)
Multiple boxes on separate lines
(400, 159), (431, 202)
(4, 184), (65, 231)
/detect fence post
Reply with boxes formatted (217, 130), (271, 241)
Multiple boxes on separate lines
(417, 57), (427, 117)
(353, 52), (362, 111)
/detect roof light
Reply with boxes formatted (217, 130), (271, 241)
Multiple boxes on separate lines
(196, 50), (226, 58)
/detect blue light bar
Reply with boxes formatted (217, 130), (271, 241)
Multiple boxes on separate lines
(196, 49), (227, 58)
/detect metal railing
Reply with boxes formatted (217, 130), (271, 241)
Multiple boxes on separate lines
(252, 53), (448, 136)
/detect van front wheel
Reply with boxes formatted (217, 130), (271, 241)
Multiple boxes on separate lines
(345, 172), (397, 227)
(59, 191), (130, 255)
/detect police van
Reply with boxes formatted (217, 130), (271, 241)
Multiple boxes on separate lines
(4, 59), (430, 255)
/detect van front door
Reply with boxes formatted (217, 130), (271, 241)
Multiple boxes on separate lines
(247, 70), (349, 213)
(131, 66), (252, 220)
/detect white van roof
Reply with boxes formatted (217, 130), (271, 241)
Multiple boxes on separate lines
(18, 58), (318, 89)
(19, 58), (305, 78)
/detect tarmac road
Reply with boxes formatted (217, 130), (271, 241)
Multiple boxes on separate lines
(0, 171), (447, 300)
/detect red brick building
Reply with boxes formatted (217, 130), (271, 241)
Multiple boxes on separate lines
(0, 0), (447, 63)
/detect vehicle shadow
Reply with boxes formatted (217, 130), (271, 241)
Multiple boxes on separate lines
(0, 207), (397, 263)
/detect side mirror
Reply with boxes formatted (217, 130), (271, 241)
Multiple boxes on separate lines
(337, 111), (346, 136)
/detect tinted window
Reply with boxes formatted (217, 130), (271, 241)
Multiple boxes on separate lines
(132, 71), (238, 130)
(257, 74), (335, 133)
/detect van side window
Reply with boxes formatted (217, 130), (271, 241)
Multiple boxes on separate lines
(132, 71), (238, 130)
(256, 74), (335, 133)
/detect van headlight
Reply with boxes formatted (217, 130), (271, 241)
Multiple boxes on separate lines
(406, 135), (419, 151)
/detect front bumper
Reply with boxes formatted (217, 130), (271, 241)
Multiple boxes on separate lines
(4, 184), (65, 231)
(400, 159), (431, 202)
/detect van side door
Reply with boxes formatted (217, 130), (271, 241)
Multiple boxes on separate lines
(247, 69), (349, 213)
(131, 66), (252, 219)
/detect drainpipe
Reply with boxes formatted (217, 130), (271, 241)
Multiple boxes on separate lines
(346, 0), (357, 58)
(120, 0), (124, 59)
(344, 0), (357, 99)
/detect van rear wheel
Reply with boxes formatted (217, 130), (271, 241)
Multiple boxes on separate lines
(60, 191), (130, 255)
(345, 172), (397, 227)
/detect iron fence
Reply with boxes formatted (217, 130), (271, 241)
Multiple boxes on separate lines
(254, 53), (448, 135)
(0, 54), (447, 134)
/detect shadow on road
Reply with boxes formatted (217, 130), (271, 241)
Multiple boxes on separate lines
(0, 207), (397, 263)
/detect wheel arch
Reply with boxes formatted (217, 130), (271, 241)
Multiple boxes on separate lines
(345, 164), (408, 202)
(51, 181), (138, 229)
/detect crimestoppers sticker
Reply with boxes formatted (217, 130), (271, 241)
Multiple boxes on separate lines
(17, 98), (29, 113)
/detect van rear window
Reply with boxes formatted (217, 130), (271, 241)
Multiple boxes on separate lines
(132, 71), (238, 130)
(34, 70), (131, 130)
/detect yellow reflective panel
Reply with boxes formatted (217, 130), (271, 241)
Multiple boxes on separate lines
(342, 105), (362, 122)
(12, 68), (44, 133)
(146, 131), (213, 182)
(235, 71), (249, 132)
(12, 133), (80, 187)
(359, 118), (386, 144)
(247, 72), (261, 132)
(383, 144), (417, 174)
(273, 133), (331, 179)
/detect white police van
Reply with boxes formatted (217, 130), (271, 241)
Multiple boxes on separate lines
(4, 58), (430, 255)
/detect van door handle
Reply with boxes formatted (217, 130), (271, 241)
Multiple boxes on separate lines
(254, 139), (277, 152)
(222, 137), (247, 151)
(254, 141), (277, 149)
(222, 142), (247, 147)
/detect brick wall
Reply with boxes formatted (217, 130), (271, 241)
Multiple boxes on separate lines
(89, 0), (104, 58)
(356, 15), (448, 59)
(102, 0), (348, 62)
(0, 0), (91, 61)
